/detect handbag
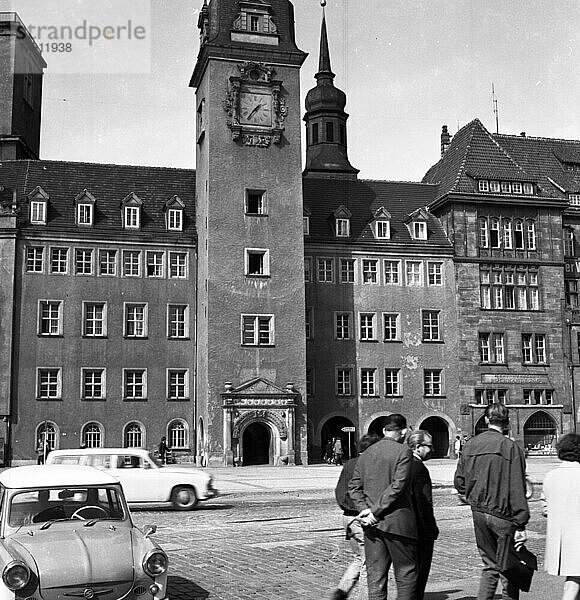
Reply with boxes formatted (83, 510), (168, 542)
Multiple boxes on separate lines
(496, 536), (538, 592)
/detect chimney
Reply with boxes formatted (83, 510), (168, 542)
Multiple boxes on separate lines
(441, 125), (452, 156)
(520, 132), (526, 137)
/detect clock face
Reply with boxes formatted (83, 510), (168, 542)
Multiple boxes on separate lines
(240, 92), (272, 127)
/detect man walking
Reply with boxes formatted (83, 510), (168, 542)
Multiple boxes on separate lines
(454, 403), (530, 600)
(349, 414), (417, 600)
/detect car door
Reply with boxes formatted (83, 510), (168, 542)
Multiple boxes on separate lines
(108, 454), (161, 503)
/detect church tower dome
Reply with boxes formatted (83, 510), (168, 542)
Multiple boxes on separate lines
(303, 4), (358, 179)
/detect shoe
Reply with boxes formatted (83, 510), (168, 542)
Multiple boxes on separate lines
(329, 589), (347, 600)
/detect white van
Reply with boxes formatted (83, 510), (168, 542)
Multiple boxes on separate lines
(46, 448), (217, 510)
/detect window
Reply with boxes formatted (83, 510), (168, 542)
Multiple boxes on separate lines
(123, 250), (141, 277)
(526, 221), (536, 250)
(340, 259), (355, 283)
(305, 307), (313, 340)
(514, 220), (524, 249)
(246, 190), (266, 215)
(146, 251), (165, 277)
(478, 333), (505, 363)
(384, 261), (400, 284)
(359, 313), (376, 341)
(490, 218), (500, 248)
(169, 252), (187, 278)
(522, 333), (547, 364)
(475, 389), (507, 404)
(124, 206), (140, 229)
(303, 217), (310, 235)
(523, 183), (534, 195)
(168, 305), (189, 338)
(37, 368), (61, 399)
(503, 219), (513, 249)
(75, 249), (94, 275)
(326, 121), (334, 142)
(335, 313), (351, 340)
(242, 315), (274, 346)
(570, 194), (580, 207)
(38, 301), (62, 336)
(82, 423), (103, 448)
(311, 123), (319, 145)
(375, 221), (390, 239)
(406, 261), (423, 286)
(565, 229), (575, 257)
(36, 422), (57, 452)
(478, 180), (489, 192)
(304, 258), (312, 282)
(124, 304), (147, 338)
(479, 217), (535, 250)
(362, 259), (378, 284)
(245, 249), (269, 276)
(422, 310), (441, 341)
(124, 370), (147, 400)
(383, 313), (400, 341)
(168, 370), (188, 400)
(424, 370), (443, 396)
(385, 369), (400, 396)
(83, 302), (107, 337)
(566, 280), (579, 307)
(490, 181), (500, 193)
(30, 201), (47, 224)
(427, 262), (443, 286)
(523, 389), (554, 405)
(169, 420), (188, 448)
(124, 422), (143, 447)
(501, 181), (511, 194)
(167, 209), (182, 231)
(77, 203), (93, 226)
(250, 14), (260, 31)
(82, 369), (105, 400)
(336, 368), (352, 396)
(99, 249), (117, 276)
(26, 247), (44, 272)
(479, 218), (489, 248)
(412, 222), (427, 240)
(306, 367), (314, 396)
(512, 182), (522, 194)
(23, 62), (34, 105)
(317, 258), (334, 283)
(50, 248), (69, 274)
(336, 218), (350, 237)
(360, 369), (376, 396)
(480, 266), (540, 311)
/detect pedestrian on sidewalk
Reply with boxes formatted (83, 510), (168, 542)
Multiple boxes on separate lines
(158, 436), (169, 465)
(454, 435), (462, 459)
(407, 430), (438, 600)
(454, 402), (529, 600)
(349, 414), (418, 600)
(333, 437), (344, 465)
(542, 433), (580, 600)
(330, 433), (380, 600)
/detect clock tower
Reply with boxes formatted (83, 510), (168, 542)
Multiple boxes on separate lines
(190, 0), (308, 466)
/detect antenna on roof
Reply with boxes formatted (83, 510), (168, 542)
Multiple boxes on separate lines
(491, 83), (499, 134)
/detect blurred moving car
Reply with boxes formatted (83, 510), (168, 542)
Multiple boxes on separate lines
(0, 465), (168, 600)
(45, 447), (217, 510)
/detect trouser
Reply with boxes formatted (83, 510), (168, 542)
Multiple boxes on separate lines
(416, 537), (434, 600)
(472, 510), (519, 600)
(364, 528), (417, 600)
(338, 516), (367, 597)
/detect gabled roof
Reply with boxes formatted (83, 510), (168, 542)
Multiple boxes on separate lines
(303, 177), (450, 248)
(0, 160), (196, 242)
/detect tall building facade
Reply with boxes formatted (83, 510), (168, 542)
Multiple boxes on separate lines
(0, 5), (578, 465)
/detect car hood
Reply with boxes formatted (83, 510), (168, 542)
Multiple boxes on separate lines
(158, 466), (209, 479)
(7, 525), (134, 587)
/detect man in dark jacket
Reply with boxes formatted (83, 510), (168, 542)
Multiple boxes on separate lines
(349, 414), (417, 600)
(454, 403), (530, 600)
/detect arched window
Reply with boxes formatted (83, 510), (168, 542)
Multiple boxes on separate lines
(514, 220), (524, 249)
(124, 422), (144, 448)
(490, 218), (500, 248)
(168, 420), (188, 449)
(36, 422), (58, 451)
(82, 422), (103, 448)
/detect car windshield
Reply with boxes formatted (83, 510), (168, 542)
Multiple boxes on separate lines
(7, 486), (127, 528)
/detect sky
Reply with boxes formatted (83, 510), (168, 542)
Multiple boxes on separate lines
(4, 0), (580, 181)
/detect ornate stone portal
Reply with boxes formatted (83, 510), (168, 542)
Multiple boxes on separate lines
(221, 377), (299, 466)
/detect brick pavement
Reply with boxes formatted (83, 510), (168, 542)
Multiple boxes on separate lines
(130, 487), (554, 600)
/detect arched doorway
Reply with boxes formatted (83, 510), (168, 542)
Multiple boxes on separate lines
(368, 417), (386, 438)
(419, 416), (449, 458)
(321, 416), (356, 462)
(242, 422), (271, 465)
(524, 411), (557, 456)
(474, 415), (487, 436)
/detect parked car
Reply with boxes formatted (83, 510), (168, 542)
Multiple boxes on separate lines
(0, 465), (168, 600)
(45, 447), (217, 510)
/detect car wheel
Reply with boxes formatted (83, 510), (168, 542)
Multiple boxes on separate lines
(171, 486), (198, 510)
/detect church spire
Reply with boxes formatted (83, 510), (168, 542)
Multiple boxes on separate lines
(303, 3), (358, 179)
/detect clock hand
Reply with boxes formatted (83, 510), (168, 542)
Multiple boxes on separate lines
(248, 102), (263, 119)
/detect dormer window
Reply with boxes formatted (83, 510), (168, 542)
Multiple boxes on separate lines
(333, 205), (352, 239)
(28, 186), (49, 225)
(570, 194), (580, 207)
(74, 190), (96, 227)
(478, 180), (489, 192)
(121, 193), (143, 230)
(303, 207), (311, 236)
(232, 1), (279, 45)
(413, 221), (427, 240)
(512, 182), (522, 194)
(490, 181), (500, 193)
(372, 207), (392, 240)
(164, 195), (185, 232)
(523, 183), (534, 195)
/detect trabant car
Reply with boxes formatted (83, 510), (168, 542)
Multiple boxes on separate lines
(0, 465), (168, 600)
(46, 448), (216, 510)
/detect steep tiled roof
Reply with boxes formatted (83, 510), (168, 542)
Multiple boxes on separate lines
(0, 160), (196, 242)
(303, 177), (451, 249)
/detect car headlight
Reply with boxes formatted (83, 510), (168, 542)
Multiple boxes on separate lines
(3, 562), (30, 590)
(142, 550), (168, 577)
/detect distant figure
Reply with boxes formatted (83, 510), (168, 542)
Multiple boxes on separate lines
(158, 436), (169, 464)
(333, 437), (344, 465)
(454, 435), (462, 458)
(36, 438), (45, 465)
(324, 439), (334, 464)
